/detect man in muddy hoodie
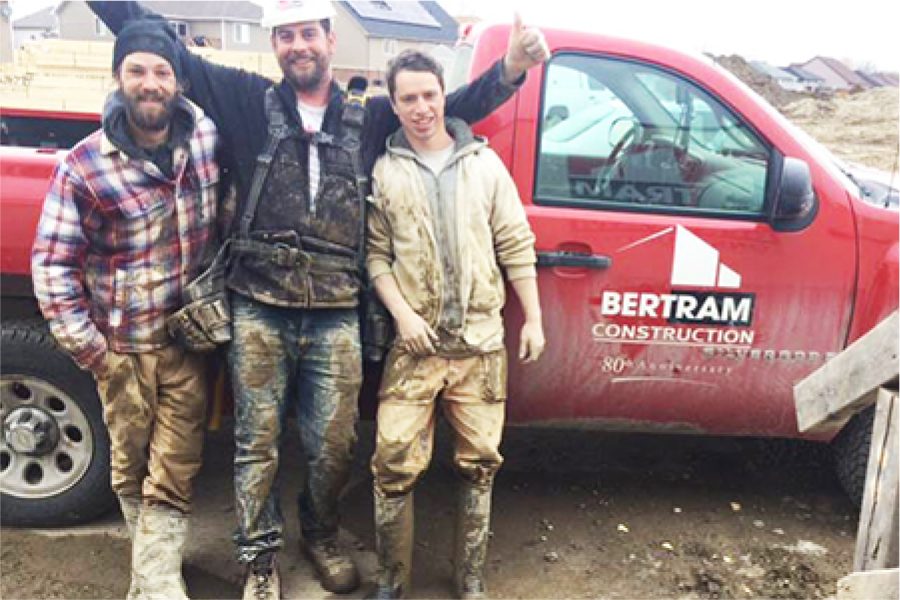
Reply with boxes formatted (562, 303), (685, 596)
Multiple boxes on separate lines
(87, 1), (548, 598)
(366, 50), (545, 599)
(31, 18), (219, 600)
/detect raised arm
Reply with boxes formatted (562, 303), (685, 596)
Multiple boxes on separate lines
(444, 13), (549, 124)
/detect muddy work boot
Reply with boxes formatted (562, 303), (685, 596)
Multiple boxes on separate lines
(368, 489), (414, 599)
(119, 496), (142, 599)
(129, 503), (190, 600)
(453, 482), (493, 600)
(242, 551), (280, 600)
(118, 495), (141, 540)
(303, 536), (360, 593)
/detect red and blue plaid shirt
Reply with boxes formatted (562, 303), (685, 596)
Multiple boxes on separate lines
(32, 102), (219, 372)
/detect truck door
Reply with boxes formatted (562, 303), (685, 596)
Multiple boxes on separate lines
(504, 53), (857, 436)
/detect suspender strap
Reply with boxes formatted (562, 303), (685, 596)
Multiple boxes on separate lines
(239, 87), (291, 239)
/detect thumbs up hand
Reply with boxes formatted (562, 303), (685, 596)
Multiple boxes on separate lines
(502, 13), (550, 84)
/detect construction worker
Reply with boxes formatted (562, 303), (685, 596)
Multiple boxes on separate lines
(87, 2), (548, 598)
(367, 49), (546, 599)
(31, 17), (220, 600)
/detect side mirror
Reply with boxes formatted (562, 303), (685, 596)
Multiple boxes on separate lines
(772, 156), (817, 231)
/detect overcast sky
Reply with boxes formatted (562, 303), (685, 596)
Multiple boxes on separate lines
(443, 0), (898, 72)
(10, 0), (899, 72)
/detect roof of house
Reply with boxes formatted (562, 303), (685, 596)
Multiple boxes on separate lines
(805, 56), (871, 88)
(784, 64), (825, 82)
(878, 72), (899, 86)
(855, 70), (885, 87)
(749, 60), (797, 81)
(338, 0), (458, 43)
(13, 6), (56, 29)
(141, 1), (262, 22)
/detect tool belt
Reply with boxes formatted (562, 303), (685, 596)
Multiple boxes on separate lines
(166, 240), (232, 353)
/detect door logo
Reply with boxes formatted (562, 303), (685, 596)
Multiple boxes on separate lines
(594, 226), (757, 349)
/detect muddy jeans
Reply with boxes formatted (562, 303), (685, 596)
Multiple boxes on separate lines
(228, 293), (362, 563)
(371, 348), (507, 496)
(95, 345), (207, 513)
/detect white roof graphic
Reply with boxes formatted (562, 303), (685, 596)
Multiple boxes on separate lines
(671, 225), (741, 289)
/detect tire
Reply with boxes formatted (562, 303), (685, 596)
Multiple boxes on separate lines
(831, 405), (875, 507)
(0, 319), (115, 526)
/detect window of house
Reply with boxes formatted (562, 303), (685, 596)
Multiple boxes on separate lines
(383, 38), (398, 56)
(233, 22), (249, 44)
(535, 54), (772, 216)
(169, 20), (189, 38)
(94, 17), (110, 36)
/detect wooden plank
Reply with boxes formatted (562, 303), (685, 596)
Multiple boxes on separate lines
(854, 388), (899, 571)
(795, 311), (899, 433)
(837, 568), (899, 600)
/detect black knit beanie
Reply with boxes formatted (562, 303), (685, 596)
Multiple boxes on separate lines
(112, 17), (181, 80)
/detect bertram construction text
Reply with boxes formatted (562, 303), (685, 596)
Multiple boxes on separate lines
(600, 291), (755, 326)
(592, 322), (756, 347)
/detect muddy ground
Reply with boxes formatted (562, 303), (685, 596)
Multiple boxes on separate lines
(2, 423), (855, 599)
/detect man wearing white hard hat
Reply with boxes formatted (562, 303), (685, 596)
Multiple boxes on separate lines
(88, 2), (548, 599)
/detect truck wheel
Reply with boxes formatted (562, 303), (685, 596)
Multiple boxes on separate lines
(0, 320), (115, 526)
(831, 405), (875, 507)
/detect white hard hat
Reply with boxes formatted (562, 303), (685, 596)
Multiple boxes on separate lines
(261, 0), (336, 29)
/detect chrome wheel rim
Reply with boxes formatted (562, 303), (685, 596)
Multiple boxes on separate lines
(1, 376), (95, 499)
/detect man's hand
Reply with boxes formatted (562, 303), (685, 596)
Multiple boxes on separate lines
(395, 310), (439, 356)
(503, 13), (550, 84)
(518, 319), (546, 363)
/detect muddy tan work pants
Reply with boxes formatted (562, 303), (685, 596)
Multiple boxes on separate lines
(372, 348), (507, 496)
(95, 345), (207, 513)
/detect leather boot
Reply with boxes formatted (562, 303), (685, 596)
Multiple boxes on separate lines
(129, 504), (190, 600)
(303, 536), (359, 593)
(242, 551), (280, 600)
(368, 488), (414, 599)
(453, 482), (493, 600)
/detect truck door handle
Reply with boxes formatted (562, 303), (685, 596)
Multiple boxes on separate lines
(537, 251), (611, 269)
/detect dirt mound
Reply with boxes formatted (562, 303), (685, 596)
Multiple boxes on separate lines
(713, 54), (899, 173)
(713, 55), (804, 108)
(782, 87), (899, 172)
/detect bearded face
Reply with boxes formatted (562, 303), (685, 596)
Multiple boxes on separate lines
(117, 52), (179, 134)
(271, 22), (336, 93)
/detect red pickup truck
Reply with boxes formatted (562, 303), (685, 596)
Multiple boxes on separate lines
(2, 24), (897, 526)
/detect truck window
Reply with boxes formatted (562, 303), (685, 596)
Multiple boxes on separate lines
(535, 54), (771, 217)
(1, 115), (99, 150)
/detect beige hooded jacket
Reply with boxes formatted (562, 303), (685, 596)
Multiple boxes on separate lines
(367, 118), (537, 353)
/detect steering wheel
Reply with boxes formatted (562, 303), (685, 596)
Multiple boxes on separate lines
(597, 126), (700, 202)
(594, 117), (642, 195)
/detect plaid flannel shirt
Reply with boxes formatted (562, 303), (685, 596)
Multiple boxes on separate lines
(31, 102), (219, 373)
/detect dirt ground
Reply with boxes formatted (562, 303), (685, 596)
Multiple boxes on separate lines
(2, 423), (855, 600)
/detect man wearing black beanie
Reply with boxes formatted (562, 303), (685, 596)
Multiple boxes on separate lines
(32, 16), (220, 600)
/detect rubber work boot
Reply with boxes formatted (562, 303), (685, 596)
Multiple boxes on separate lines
(453, 482), (493, 600)
(368, 488), (414, 599)
(129, 503), (190, 600)
(303, 535), (360, 593)
(119, 496), (142, 599)
(118, 495), (141, 540)
(242, 551), (280, 600)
